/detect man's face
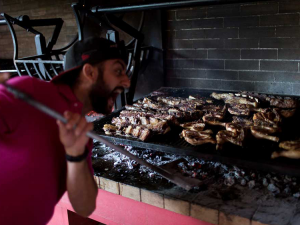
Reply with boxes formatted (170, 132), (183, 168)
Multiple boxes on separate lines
(89, 59), (130, 114)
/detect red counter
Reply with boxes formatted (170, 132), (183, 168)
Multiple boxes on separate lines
(47, 189), (213, 225)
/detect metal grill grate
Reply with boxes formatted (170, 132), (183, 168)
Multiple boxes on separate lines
(94, 87), (300, 176)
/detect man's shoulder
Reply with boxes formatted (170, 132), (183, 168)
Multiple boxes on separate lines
(6, 76), (56, 94)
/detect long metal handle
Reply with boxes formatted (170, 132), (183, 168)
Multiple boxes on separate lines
(3, 83), (198, 190)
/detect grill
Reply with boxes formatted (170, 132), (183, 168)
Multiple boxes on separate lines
(94, 87), (300, 177)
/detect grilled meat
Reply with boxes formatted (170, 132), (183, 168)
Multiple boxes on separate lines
(266, 97), (298, 109)
(237, 91), (267, 103)
(180, 120), (205, 131)
(225, 97), (258, 108)
(124, 125), (152, 141)
(203, 104), (227, 120)
(216, 130), (244, 150)
(188, 95), (208, 105)
(277, 108), (296, 118)
(103, 124), (119, 135)
(228, 104), (251, 116)
(211, 92), (259, 107)
(253, 108), (281, 128)
(201, 104), (223, 113)
(181, 129), (216, 146)
(228, 104), (267, 116)
(250, 126), (279, 142)
(279, 140), (300, 151)
(157, 96), (184, 106)
(225, 123), (244, 136)
(119, 110), (179, 125)
(216, 123), (245, 150)
(203, 116), (226, 127)
(272, 140), (300, 159)
(143, 98), (170, 111)
(168, 108), (203, 121)
(112, 116), (170, 134)
(211, 92), (234, 100)
(272, 150), (300, 159)
(104, 124), (152, 141)
(232, 116), (254, 127)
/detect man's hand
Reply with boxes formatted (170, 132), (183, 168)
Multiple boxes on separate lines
(57, 111), (97, 217)
(0, 73), (10, 84)
(57, 111), (93, 156)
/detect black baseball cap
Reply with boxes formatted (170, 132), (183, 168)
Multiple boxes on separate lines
(51, 36), (126, 83)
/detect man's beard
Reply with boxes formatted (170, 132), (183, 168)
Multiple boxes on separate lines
(89, 80), (124, 114)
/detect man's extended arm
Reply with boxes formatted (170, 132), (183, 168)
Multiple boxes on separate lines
(57, 111), (97, 217)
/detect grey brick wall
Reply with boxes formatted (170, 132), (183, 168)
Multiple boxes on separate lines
(0, 0), (77, 59)
(164, 0), (300, 96)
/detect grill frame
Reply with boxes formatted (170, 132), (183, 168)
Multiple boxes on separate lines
(94, 87), (300, 177)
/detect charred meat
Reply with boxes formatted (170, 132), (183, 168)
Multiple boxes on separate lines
(272, 140), (300, 159)
(180, 120), (205, 131)
(279, 140), (300, 151)
(253, 108), (281, 128)
(203, 115), (227, 127)
(250, 126), (280, 142)
(272, 150), (300, 159)
(181, 129), (216, 146)
(266, 97), (298, 109)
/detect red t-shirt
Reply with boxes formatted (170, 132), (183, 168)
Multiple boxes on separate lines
(0, 77), (93, 225)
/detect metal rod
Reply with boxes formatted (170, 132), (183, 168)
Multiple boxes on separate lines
(2, 83), (200, 191)
(91, 0), (269, 13)
(15, 60), (63, 64)
(0, 19), (7, 25)
(0, 70), (17, 73)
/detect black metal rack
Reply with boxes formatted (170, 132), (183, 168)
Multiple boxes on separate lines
(94, 87), (300, 177)
(0, 13), (78, 80)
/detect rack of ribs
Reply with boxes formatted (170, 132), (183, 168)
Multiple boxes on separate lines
(103, 124), (152, 141)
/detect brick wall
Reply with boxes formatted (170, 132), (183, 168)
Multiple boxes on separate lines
(164, 0), (300, 96)
(0, 0), (77, 59)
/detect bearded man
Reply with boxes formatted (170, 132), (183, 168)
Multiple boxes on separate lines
(0, 37), (130, 225)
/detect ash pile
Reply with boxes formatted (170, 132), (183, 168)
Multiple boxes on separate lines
(92, 141), (300, 198)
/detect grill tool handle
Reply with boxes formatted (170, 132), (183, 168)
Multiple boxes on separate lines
(3, 83), (200, 191)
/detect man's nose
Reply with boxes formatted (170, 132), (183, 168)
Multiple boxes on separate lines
(122, 75), (131, 89)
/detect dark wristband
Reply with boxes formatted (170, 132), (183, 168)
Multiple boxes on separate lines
(65, 148), (89, 162)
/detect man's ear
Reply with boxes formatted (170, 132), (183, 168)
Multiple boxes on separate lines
(82, 63), (98, 84)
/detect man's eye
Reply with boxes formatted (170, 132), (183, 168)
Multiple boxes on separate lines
(116, 69), (122, 75)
